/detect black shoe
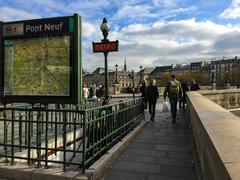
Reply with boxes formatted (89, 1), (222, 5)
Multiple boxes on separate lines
(150, 116), (154, 121)
(172, 119), (176, 123)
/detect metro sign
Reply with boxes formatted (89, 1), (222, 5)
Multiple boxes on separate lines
(92, 40), (118, 53)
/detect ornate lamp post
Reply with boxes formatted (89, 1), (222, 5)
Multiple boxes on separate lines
(211, 69), (215, 90)
(93, 18), (118, 99)
(139, 65), (143, 84)
(129, 70), (135, 99)
(225, 70), (229, 88)
(115, 64), (118, 84)
(100, 18), (110, 98)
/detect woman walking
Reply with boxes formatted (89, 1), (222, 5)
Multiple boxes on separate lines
(145, 79), (159, 121)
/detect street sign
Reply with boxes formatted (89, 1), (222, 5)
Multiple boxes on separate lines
(3, 17), (74, 37)
(92, 40), (118, 53)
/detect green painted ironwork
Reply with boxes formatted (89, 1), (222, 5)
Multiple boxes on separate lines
(0, 98), (144, 173)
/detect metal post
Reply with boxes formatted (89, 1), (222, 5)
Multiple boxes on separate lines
(115, 64), (118, 84)
(104, 52), (109, 98)
(82, 111), (86, 173)
(100, 18), (110, 100)
(225, 70), (229, 87)
(211, 70), (214, 90)
(139, 66), (143, 84)
(132, 70), (135, 99)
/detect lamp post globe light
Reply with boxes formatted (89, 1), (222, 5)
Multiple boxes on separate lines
(115, 64), (118, 84)
(100, 18), (110, 98)
(100, 18), (110, 41)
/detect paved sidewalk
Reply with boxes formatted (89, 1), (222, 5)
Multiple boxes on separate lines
(102, 101), (196, 180)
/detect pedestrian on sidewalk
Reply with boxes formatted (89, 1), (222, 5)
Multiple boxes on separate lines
(164, 74), (182, 123)
(145, 79), (159, 121)
(179, 80), (189, 110)
(190, 79), (201, 91)
(140, 80), (147, 109)
(83, 84), (89, 100)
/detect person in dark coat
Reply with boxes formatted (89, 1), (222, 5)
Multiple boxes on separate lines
(89, 85), (94, 98)
(180, 80), (189, 110)
(140, 81), (147, 109)
(145, 79), (159, 121)
(190, 79), (201, 91)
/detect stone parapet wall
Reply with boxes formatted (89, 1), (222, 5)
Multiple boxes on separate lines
(187, 92), (240, 180)
(158, 86), (213, 95)
(200, 89), (240, 109)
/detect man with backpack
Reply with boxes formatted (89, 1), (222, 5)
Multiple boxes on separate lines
(164, 74), (183, 123)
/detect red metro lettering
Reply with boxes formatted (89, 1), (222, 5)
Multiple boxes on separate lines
(92, 41), (118, 53)
(96, 43), (115, 51)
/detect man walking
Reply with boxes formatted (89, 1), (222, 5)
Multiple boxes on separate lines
(180, 80), (189, 110)
(140, 81), (147, 109)
(145, 79), (159, 121)
(164, 74), (182, 123)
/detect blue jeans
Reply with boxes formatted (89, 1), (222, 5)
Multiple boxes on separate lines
(169, 98), (178, 120)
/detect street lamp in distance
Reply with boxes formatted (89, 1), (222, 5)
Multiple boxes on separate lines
(139, 65), (143, 84)
(128, 70), (135, 99)
(211, 69), (215, 90)
(225, 70), (229, 88)
(115, 64), (118, 84)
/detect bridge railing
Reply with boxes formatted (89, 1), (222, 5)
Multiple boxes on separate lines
(0, 98), (144, 173)
(83, 98), (145, 169)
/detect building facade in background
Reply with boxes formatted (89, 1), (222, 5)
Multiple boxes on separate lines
(211, 56), (239, 87)
(83, 61), (147, 93)
(83, 57), (240, 91)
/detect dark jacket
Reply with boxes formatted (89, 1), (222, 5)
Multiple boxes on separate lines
(140, 84), (146, 97)
(145, 85), (159, 102)
(181, 82), (189, 95)
(190, 83), (200, 91)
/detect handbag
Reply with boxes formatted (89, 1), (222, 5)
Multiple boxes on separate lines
(162, 101), (169, 112)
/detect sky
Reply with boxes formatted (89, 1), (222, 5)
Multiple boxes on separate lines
(0, 0), (240, 72)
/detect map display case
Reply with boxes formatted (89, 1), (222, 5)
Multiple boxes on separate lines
(0, 14), (82, 104)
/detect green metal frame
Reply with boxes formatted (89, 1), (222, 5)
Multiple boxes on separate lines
(0, 99), (144, 173)
(0, 14), (82, 104)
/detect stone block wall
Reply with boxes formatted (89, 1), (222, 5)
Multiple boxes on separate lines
(187, 92), (240, 180)
(200, 89), (240, 109)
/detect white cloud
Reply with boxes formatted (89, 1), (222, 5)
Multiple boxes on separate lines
(83, 18), (240, 71)
(66, 0), (112, 16)
(113, 4), (156, 20)
(82, 22), (96, 37)
(153, 0), (179, 8)
(113, 2), (197, 21)
(219, 0), (240, 19)
(19, 0), (65, 11)
(0, 7), (40, 21)
(158, 6), (198, 20)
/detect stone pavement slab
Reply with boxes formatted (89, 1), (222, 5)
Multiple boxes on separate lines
(102, 100), (196, 180)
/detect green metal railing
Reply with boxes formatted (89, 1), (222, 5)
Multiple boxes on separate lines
(84, 98), (144, 168)
(0, 98), (144, 173)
